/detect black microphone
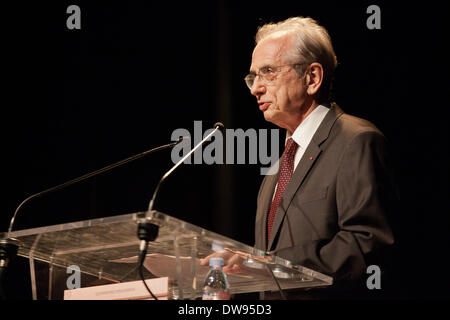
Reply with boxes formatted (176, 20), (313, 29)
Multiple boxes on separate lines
(136, 122), (224, 299)
(6, 137), (186, 237)
(0, 138), (185, 299)
(147, 122), (224, 213)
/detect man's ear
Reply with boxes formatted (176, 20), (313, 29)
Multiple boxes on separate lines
(306, 62), (323, 96)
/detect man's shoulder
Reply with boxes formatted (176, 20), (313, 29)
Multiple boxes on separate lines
(319, 108), (387, 153)
(335, 112), (384, 140)
(324, 103), (383, 139)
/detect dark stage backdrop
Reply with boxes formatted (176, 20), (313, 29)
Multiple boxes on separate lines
(2, 1), (448, 299)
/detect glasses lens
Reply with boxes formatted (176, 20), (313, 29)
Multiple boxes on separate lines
(244, 74), (255, 89)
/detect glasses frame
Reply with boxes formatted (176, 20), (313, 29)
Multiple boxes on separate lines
(244, 63), (308, 90)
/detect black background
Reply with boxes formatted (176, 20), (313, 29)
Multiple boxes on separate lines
(1, 1), (449, 299)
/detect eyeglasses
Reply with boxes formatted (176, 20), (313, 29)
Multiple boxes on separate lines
(244, 63), (306, 90)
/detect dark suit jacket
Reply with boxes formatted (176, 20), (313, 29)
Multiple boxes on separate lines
(255, 103), (396, 292)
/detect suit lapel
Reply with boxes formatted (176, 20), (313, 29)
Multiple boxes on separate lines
(255, 161), (279, 250)
(267, 103), (344, 250)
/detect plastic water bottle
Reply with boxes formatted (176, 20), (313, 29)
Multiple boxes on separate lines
(202, 257), (230, 300)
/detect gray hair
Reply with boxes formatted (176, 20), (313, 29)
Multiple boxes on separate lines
(255, 17), (338, 103)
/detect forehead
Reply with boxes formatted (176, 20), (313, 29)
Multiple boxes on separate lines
(250, 33), (294, 72)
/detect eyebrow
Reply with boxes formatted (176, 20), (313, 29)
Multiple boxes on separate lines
(249, 64), (272, 74)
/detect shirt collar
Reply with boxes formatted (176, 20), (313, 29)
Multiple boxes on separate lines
(285, 104), (330, 149)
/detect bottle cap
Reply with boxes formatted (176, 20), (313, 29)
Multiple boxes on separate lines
(209, 257), (224, 267)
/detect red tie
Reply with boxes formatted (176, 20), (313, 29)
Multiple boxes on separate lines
(267, 138), (298, 243)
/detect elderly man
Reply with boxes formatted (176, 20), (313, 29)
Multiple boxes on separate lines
(202, 16), (396, 299)
(244, 17), (396, 298)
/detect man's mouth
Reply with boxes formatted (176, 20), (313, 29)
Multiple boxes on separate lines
(259, 102), (270, 111)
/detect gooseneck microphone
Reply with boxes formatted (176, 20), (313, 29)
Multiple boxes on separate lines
(147, 122), (224, 213)
(0, 137), (184, 299)
(6, 137), (185, 237)
(136, 122), (224, 299)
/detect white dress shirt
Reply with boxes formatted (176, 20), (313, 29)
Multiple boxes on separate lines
(272, 105), (329, 199)
(286, 104), (330, 171)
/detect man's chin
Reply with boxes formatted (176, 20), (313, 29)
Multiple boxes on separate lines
(263, 111), (279, 125)
(263, 114), (289, 132)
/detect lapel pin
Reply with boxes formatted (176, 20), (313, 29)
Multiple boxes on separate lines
(308, 156), (313, 160)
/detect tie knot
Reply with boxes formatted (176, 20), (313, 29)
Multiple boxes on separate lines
(285, 138), (298, 155)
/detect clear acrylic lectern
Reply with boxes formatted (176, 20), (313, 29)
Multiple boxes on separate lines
(1, 210), (332, 299)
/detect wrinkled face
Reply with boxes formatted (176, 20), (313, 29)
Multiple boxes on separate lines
(249, 34), (308, 133)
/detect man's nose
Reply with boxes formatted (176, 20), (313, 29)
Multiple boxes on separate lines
(250, 77), (266, 97)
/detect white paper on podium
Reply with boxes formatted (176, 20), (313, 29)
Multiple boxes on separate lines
(64, 277), (169, 300)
